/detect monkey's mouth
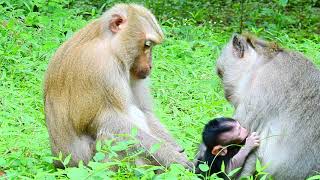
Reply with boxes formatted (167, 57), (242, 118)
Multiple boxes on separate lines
(240, 134), (250, 145)
(130, 69), (150, 79)
(136, 70), (150, 79)
(224, 91), (232, 101)
(138, 74), (147, 79)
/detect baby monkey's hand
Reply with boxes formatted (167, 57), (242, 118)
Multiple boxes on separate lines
(244, 132), (260, 151)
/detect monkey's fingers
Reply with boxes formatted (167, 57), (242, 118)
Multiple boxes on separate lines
(172, 156), (193, 170)
(185, 161), (195, 171)
(249, 133), (258, 139)
(253, 135), (260, 140)
(175, 145), (185, 153)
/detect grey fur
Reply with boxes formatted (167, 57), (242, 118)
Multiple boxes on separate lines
(216, 34), (320, 179)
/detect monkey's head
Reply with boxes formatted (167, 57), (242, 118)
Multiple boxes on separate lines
(102, 4), (164, 79)
(194, 117), (248, 175)
(216, 33), (282, 105)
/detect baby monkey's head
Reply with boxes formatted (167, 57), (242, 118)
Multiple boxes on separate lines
(203, 117), (248, 156)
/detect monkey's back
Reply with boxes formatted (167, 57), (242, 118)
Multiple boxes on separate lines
(246, 50), (320, 178)
(43, 20), (114, 166)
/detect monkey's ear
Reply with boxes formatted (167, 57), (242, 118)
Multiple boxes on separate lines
(109, 14), (127, 33)
(212, 145), (228, 156)
(232, 34), (247, 58)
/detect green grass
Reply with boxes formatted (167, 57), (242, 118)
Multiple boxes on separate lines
(0, 0), (319, 179)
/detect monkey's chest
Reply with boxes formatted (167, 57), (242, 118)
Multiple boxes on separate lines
(128, 105), (151, 133)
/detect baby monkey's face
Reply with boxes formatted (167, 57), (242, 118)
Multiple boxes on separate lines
(219, 121), (248, 145)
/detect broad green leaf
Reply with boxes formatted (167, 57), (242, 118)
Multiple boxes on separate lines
(42, 156), (53, 164)
(58, 152), (63, 160)
(66, 167), (89, 180)
(93, 152), (105, 162)
(227, 167), (241, 177)
(63, 154), (72, 166)
(307, 175), (320, 180)
(78, 160), (84, 168)
(111, 142), (129, 152)
(260, 174), (268, 180)
(199, 163), (209, 172)
(131, 127), (138, 137)
(150, 143), (161, 154)
(96, 140), (102, 151)
(221, 161), (225, 172)
(256, 159), (262, 172)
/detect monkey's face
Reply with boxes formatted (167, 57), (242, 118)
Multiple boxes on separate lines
(216, 34), (258, 104)
(130, 39), (153, 79)
(107, 7), (164, 79)
(219, 121), (248, 145)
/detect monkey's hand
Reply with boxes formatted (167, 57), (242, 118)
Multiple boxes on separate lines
(170, 141), (185, 153)
(156, 129), (185, 153)
(244, 132), (260, 151)
(145, 113), (185, 153)
(153, 143), (193, 170)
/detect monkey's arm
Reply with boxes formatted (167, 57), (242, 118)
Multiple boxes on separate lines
(236, 153), (257, 178)
(144, 112), (185, 152)
(193, 143), (207, 173)
(131, 79), (184, 152)
(227, 147), (252, 173)
(96, 109), (191, 168)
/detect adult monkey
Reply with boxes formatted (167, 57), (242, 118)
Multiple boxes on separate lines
(216, 33), (320, 178)
(44, 4), (191, 168)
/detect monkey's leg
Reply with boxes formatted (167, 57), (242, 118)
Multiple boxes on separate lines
(96, 110), (192, 168)
(46, 100), (95, 168)
(50, 133), (95, 168)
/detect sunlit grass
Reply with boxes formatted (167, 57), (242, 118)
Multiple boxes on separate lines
(0, 1), (319, 179)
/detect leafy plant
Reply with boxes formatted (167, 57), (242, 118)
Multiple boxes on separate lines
(0, 0), (319, 179)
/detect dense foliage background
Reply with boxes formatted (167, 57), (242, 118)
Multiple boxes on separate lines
(0, 0), (319, 179)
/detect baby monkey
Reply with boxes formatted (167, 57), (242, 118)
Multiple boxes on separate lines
(194, 117), (260, 177)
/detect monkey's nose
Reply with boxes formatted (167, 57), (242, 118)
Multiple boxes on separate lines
(137, 70), (148, 79)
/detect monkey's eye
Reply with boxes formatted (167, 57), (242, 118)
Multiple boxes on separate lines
(144, 40), (152, 48)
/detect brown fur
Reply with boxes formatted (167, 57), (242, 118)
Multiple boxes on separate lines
(44, 4), (191, 168)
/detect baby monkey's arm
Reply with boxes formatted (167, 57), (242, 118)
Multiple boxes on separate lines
(227, 132), (260, 173)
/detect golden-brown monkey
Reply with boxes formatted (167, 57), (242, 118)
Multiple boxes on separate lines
(44, 4), (191, 169)
(216, 33), (320, 179)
